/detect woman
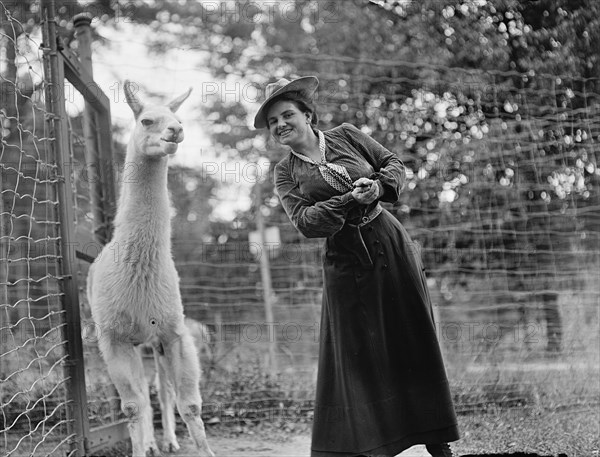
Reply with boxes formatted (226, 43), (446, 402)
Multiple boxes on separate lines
(254, 76), (459, 457)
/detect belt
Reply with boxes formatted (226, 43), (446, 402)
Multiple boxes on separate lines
(347, 203), (383, 228)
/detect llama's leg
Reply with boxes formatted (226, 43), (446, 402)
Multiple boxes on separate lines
(154, 346), (180, 452)
(163, 330), (215, 457)
(100, 340), (160, 457)
(139, 346), (158, 457)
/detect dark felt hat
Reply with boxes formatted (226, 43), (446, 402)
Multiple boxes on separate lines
(253, 76), (319, 129)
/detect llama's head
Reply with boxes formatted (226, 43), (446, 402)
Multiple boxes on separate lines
(124, 80), (192, 158)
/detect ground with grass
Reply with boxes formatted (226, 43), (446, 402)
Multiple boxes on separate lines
(92, 404), (598, 457)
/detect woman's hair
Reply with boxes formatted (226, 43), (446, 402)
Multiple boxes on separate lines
(265, 90), (319, 127)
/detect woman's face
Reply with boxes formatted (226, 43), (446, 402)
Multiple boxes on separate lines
(266, 100), (312, 148)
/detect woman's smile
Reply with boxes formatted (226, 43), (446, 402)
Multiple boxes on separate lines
(277, 127), (293, 139)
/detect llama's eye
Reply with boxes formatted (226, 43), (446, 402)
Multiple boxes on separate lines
(141, 119), (153, 127)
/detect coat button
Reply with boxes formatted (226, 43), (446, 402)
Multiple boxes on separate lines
(374, 240), (380, 245)
(378, 251), (384, 256)
(382, 263), (388, 269)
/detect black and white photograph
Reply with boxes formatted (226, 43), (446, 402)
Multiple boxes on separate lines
(1, 1), (598, 456)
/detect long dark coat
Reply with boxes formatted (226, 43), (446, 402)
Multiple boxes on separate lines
(274, 123), (459, 456)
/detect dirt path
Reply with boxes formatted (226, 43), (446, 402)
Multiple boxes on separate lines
(174, 433), (431, 456)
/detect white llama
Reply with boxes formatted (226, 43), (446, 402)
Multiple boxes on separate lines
(87, 81), (214, 457)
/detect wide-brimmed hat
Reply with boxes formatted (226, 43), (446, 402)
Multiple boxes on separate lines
(253, 76), (319, 129)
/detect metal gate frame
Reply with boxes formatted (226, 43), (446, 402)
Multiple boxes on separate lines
(40, 1), (125, 454)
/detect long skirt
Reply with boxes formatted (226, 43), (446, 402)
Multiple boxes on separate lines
(311, 209), (459, 457)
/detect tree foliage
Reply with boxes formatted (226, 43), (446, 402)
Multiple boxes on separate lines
(2, 0), (598, 285)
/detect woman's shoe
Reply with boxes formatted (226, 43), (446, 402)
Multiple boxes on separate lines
(425, 442), (454, 457)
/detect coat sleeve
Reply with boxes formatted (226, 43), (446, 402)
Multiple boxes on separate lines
(274, 160), (361, 238)
(341, 123), (406, 203)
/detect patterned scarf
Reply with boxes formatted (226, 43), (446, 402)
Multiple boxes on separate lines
(291, 130), (353, 193)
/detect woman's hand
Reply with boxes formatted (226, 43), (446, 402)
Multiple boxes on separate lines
(351, 178), (380, 204)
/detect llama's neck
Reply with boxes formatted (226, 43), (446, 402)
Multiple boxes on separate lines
(113, 146), (172, 243)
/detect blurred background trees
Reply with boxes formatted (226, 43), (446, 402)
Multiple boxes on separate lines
(2, 0), (598, 395)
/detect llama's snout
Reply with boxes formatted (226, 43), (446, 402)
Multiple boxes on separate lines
(161, 124), (184, 144)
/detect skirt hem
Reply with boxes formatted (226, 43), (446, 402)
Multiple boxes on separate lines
(310, 424), (460, 457)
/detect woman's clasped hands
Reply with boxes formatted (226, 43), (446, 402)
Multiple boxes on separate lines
(351, 177), (380, 204)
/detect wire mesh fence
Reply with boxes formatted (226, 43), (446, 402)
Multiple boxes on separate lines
(2, 2), (117, 454)
(0, 4), (74, 455)
(179, 57), (600, 425)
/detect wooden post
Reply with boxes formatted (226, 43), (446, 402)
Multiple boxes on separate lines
(255, 185), (277, 375)
(71, 12), (123, 448)
(73, 13), (107, 245)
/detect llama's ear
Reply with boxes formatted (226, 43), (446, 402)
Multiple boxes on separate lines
(124, 80), (144, 118)
(167, 87), (192, 113)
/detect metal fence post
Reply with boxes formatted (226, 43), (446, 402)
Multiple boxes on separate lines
(41, 0), (91, 454)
